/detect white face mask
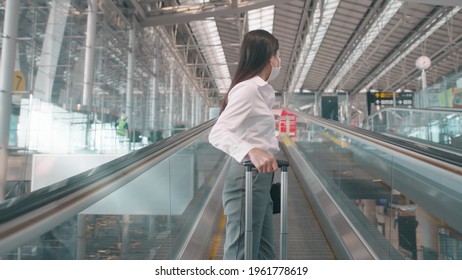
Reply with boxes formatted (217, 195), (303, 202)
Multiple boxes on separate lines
(268, 55), (281, 81)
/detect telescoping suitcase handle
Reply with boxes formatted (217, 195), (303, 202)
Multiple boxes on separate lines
(243, 159), (290, 260)
(243, 159), (289, 171)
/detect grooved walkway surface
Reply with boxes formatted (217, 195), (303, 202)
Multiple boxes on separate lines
(208, 151), (335, 260)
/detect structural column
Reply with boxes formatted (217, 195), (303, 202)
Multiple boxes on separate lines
(67, 49), (86, 109)
(126, 17), (136, 143)
(0, 0), (20, 201)
(314, 91), (319, 116)
(181, 77), (187, 123)
(76, 214), (87, 259)
(415, 205), (439, 259)
(197, 94), (201, 124)
(168, 60), (175, 136)
(33, 0), (70, 101)
(191, 90), (196, 126)
(82, 0), (97, 108)
(204, 105), (208, 121)
(82, 0), (97, 150)
(421, 68), (428, 108)
(121, 214), (131, 259)
(150, 40), (158, 131)
(345, 92), (350, 125)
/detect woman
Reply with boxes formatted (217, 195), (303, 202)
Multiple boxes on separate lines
(208, 29), (281, 260)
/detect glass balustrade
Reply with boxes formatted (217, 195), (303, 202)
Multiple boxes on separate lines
(292, 112), (461, 259)
(1, 131), (226, 260)
(368, 108), (462, 150)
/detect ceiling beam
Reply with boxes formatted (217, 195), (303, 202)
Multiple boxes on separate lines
(128, 0), (146, 21)
(350, 6), (457, 94)
(140, 0), (298, 27)
(282, 0), (316, 94)
(317, 0), (385, 93)
(323, 0), (403, 92)
(389, 34), (462, 92)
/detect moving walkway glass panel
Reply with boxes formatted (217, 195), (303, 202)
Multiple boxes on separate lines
(368, 108), (462, 150)
(293, 113), (461, 259)
(0, 132), (226, 260)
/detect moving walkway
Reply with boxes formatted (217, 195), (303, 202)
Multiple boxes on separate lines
(0, 110), (460, 260)
(289, 110), (461, 260)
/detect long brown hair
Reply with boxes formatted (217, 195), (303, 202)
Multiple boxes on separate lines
(220, 29), (279, 112)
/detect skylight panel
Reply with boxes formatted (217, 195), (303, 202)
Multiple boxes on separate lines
(188, 18), (231, 93)
(326, 0), (402, 91)
(248, 5), (275, 33)
(180, 0), (231, 93)
(288, 0), (340, 94)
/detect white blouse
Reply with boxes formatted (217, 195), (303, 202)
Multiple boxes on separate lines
(209, 75), (280, 163)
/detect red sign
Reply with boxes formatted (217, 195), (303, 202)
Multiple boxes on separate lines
(452, 88), (462, 108)
(279, 109), (297, 136)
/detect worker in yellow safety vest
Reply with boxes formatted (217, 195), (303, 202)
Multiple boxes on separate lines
(116, 114), (128, 136)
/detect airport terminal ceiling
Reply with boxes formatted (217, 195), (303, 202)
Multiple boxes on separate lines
(3, 0), (462, 107)
(122, 0), (462, 99)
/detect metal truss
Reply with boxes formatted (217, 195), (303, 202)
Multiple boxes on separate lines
(350, 6), (460, 94)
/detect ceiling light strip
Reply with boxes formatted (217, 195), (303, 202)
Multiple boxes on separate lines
(288, 0), (340, 94)
(287, 1), (322, 94)
(326, 0), (402, 92)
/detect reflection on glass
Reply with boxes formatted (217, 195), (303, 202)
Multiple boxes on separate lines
(295, 115), (461, 259)
(368, 108), (462, 150)
(2, 134), (226, 259)
(7, 1), (207, 154)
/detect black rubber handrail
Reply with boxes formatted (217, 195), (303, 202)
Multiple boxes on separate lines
(294, 111), (462, 169)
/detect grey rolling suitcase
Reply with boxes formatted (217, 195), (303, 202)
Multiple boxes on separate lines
(243, 159), (290, 260)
